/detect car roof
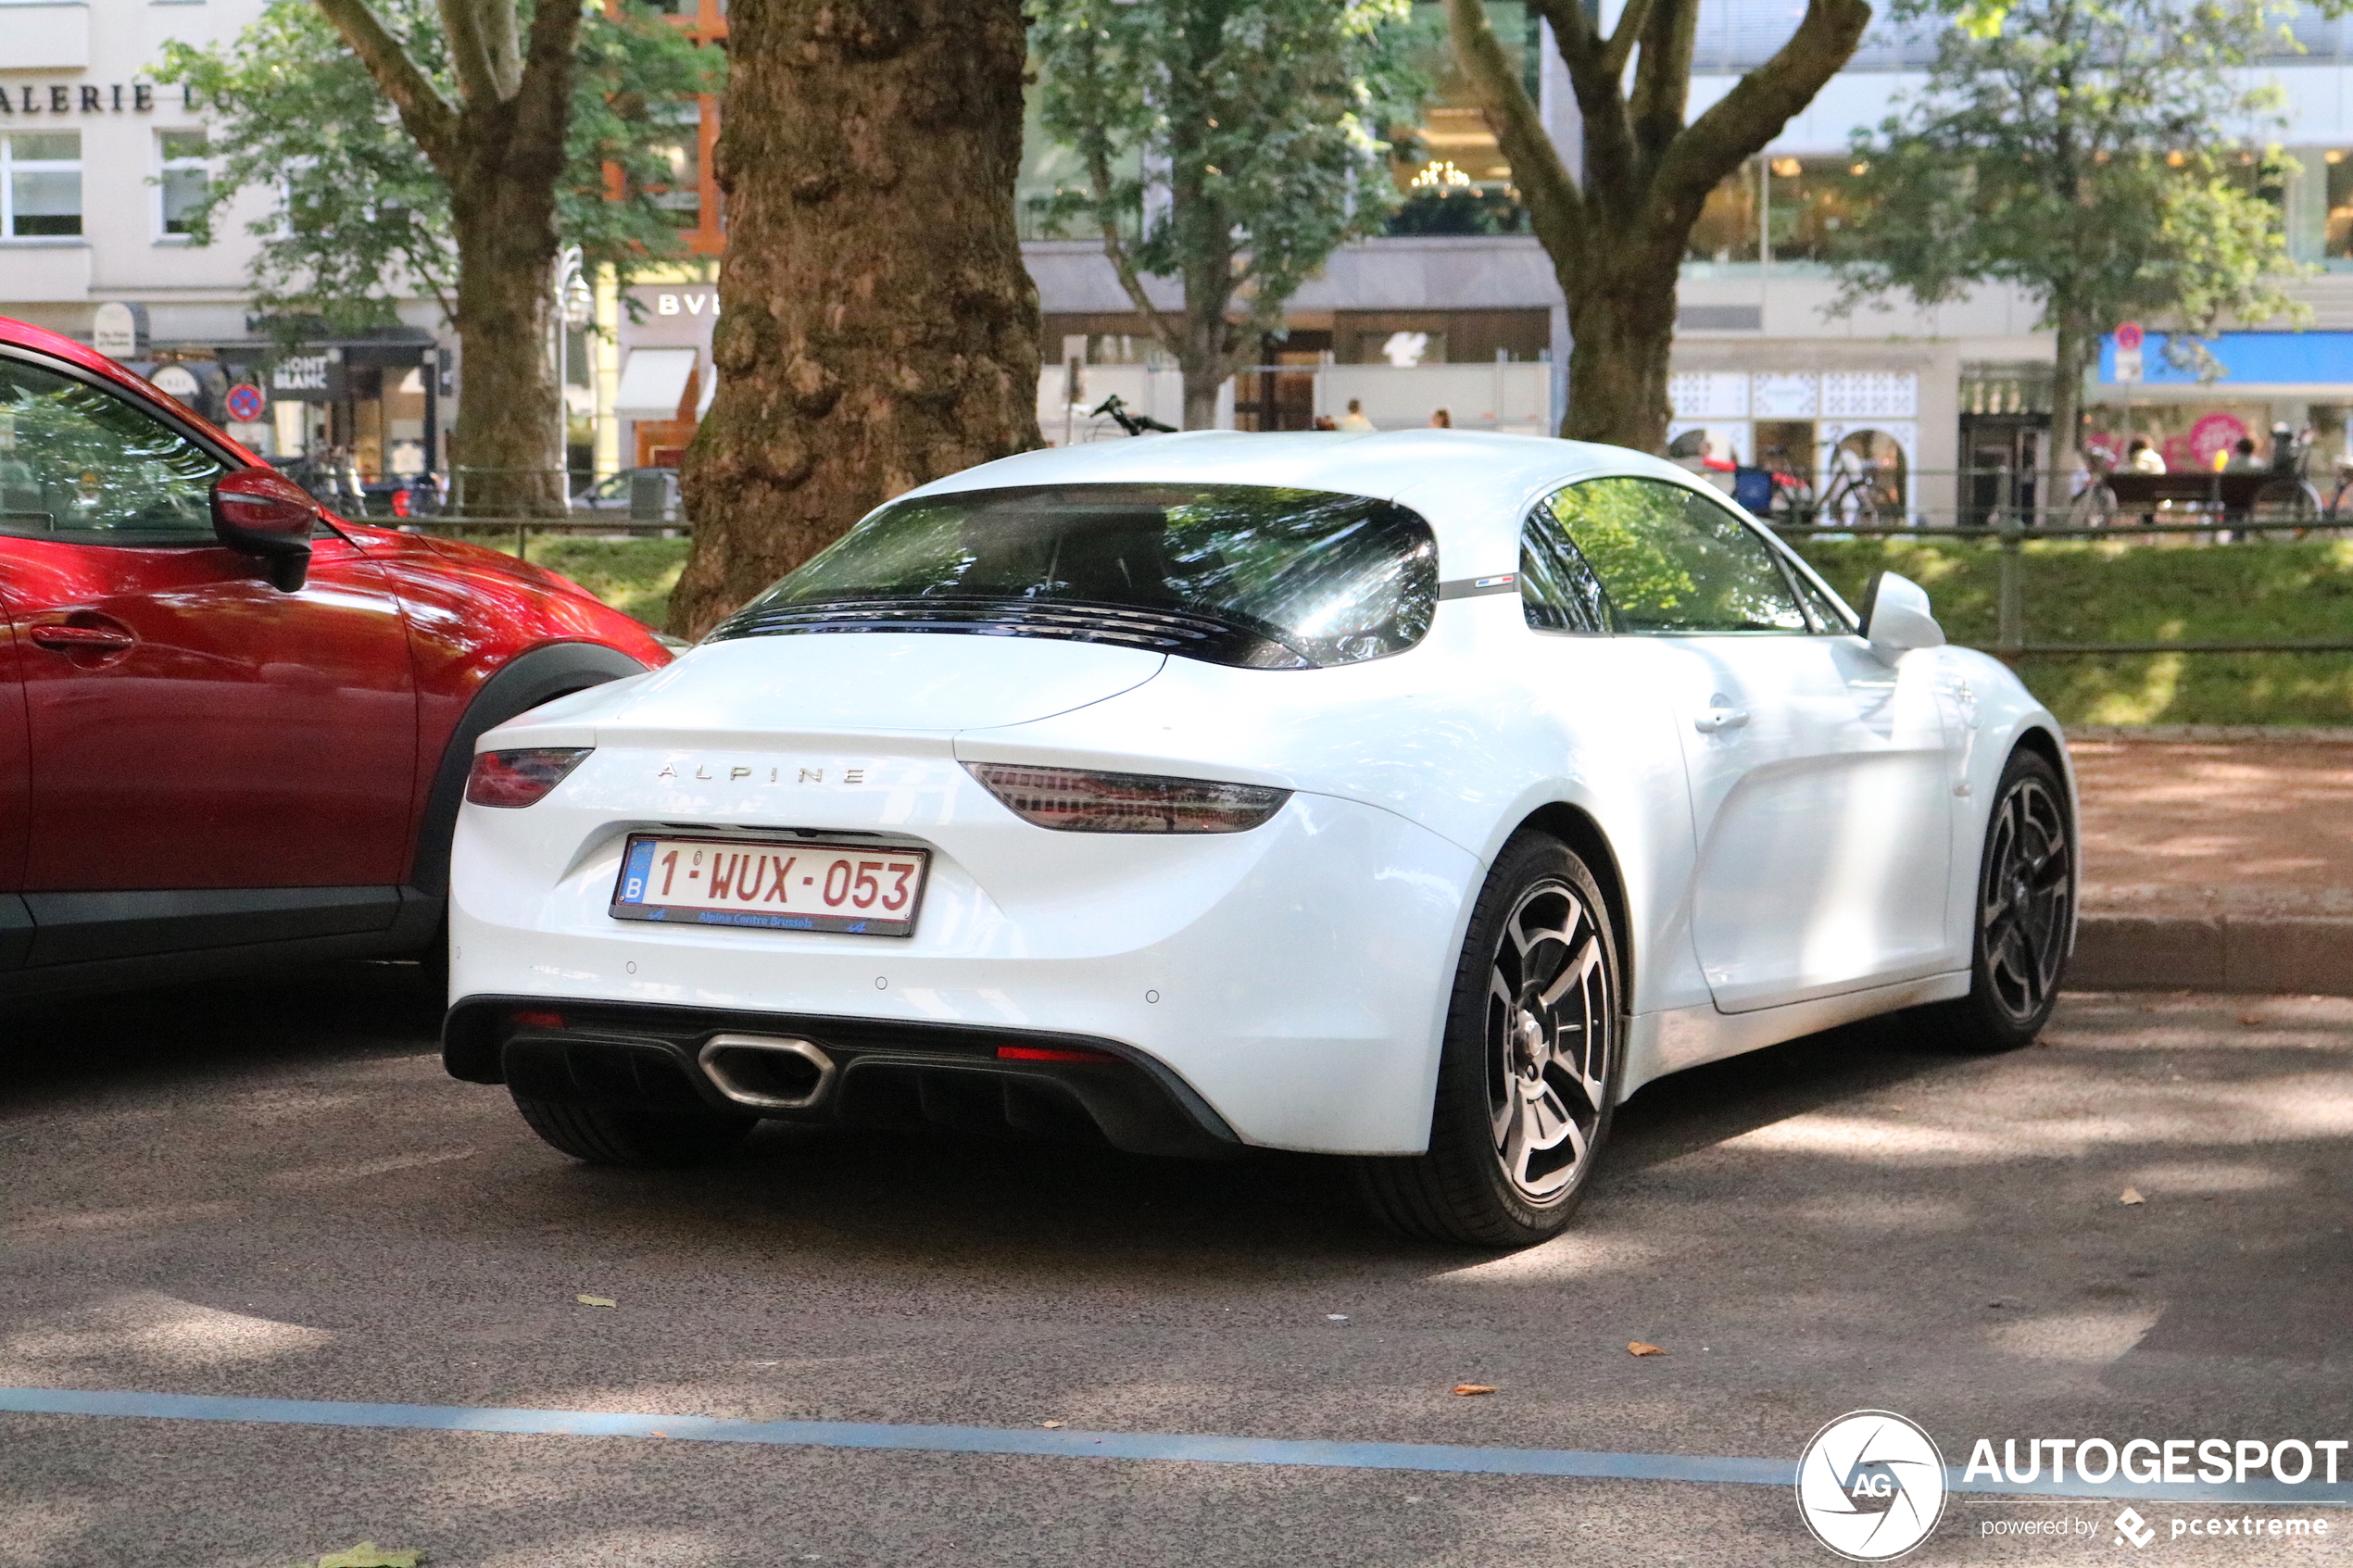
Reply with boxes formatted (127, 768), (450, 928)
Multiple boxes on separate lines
(900, 430), (1707, 577)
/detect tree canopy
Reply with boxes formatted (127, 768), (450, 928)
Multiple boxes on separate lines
(1029, 0), (1428, 429)
(155, 0), (720, 338)
(1830, 0), (2304, 490)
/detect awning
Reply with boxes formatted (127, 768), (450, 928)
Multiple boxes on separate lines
(614, 348), (698, 419)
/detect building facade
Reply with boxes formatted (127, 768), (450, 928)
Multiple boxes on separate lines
(14, 0), (2353, 513)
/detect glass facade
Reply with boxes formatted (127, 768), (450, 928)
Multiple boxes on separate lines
(1384, 2), (1536, 236)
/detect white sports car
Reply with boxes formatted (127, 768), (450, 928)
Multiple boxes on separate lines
(445, 432), (2076, 1246)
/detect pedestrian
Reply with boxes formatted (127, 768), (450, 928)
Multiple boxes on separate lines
(2127, 437), (2165, 474)
(1313, 414), (1337, 431)
(1336, 398), (1377, 432)
(1428, 408), (1453, 429)
(2223, 436), (2261, 472)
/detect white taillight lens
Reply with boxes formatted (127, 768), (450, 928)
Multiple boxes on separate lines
(965, 762), (1290, 834)
(466, 747), (592, 808)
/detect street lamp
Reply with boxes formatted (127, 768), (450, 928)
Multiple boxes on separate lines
(552, 245), (592, 497)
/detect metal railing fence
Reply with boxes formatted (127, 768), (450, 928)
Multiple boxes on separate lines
(356, 462), (2353, 664)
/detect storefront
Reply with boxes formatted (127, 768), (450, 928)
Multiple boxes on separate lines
(614, 279), (716, 469)
(2089, 332), (2353, 478)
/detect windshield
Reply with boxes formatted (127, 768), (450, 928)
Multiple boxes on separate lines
(710, 483), (1439, 670)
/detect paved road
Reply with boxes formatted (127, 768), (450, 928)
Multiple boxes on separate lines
(2, 968), (2347, 1566)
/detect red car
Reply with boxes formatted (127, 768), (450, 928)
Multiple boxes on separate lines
(0, 316), (672, 997)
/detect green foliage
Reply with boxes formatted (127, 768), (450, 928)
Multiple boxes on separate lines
(526, 534), (689, 625)
(152, 0), (720, 337)
(1797, 536), (2353, 724)
(1028, 0), (1429, 368)
(1830, 0), (2303, 370)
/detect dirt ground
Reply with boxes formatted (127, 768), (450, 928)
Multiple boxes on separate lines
(2070, 738), (2353, 917)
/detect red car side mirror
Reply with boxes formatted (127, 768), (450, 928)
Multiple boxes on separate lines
(212, 468), (318, 593)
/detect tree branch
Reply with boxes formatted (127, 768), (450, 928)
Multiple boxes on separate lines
(1446, 0), (1584, 234)
(436, 0), (517, 107)
(1655, 0), (1870, 210)
(1603, 0), (1659, 80)
(310, 0), (458, 164)
(510, 0), (585, 163)
(1628, 0), (1700, 171)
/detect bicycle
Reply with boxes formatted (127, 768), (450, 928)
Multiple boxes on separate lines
(1088, 394), (1177, 436)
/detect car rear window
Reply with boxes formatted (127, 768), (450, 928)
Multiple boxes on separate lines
(709, 483), (1439, 670)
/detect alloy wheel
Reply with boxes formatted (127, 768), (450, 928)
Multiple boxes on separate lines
(1981, 775), (2072, 1024)
(1484, 879), (1615, 1201)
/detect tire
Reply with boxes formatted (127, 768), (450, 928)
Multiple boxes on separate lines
(1917, 748), (2076, 1052)
(1354, 833), (1625, 1248)
(511, 1093), (754, 1169)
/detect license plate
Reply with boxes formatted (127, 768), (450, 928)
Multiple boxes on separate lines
(610, 834), (929, 936)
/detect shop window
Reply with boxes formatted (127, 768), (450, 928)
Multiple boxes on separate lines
(2, 132), (82, 239)
(2325, 150), (2353, 258)
(157, 129), (208, 240)
(1384, 2), (1535, 236)
(1687, 158), (1762, 264)
(1766, 156), (1863, 264)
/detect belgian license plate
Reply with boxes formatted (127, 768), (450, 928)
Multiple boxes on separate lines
(610, 834), (929, 936)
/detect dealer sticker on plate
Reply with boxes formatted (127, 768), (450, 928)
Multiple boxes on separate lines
(611, 834), (928, 936)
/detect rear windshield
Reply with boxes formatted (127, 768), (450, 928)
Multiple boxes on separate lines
(708, 483), (1439, 670)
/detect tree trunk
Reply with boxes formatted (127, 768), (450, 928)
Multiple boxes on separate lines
(2046, 308), (2085, 528)
(1180, 364), (1223, 432)
(446, 148), (564, 517)
(311, 0), (578, 519)
(673, 0), (1041, 637)
(1561, 255), (1681, 450)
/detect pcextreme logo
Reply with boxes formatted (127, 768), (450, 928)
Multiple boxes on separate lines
(1796, 1411), (1950, 1562)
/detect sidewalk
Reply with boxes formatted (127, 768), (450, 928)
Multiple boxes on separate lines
(2069, 726), (2353, 994)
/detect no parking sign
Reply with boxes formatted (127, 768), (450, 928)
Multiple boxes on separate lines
(224, 383), (266, 422)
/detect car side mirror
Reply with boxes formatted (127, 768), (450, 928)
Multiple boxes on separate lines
(212, 468), (318, 593)
(1861, 570), (1944, 661)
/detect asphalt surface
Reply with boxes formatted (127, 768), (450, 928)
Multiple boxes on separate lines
(2, 966), (2348, 1566)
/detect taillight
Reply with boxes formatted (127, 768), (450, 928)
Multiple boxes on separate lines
(466, 747), (592, 808)
(964, 762), (1289, 834)
(997, 1045), (1121, 1063)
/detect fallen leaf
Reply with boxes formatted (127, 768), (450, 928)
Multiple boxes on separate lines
(2120, 1187), (2145, 1206)
(315, 1545), (421, 1568)
(1627, 1341), (1666, 1357)
(576, 1295), (617, 1308)
(1451, 1384), (1496, 1397)
(1039, 1420), (1064, 1429)
(2238, 1015), (2263, 1027)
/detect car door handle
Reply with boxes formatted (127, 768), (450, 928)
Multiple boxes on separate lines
(30, 622), (136, 654)
(1693, 705), (1750, 734)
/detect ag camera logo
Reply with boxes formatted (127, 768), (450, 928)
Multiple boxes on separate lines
(1797, 1410), (1949, 1561)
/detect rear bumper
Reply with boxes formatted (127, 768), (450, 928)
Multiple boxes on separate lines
(446, 995), (1239, 1160)
(448, 787), (1482, 1153)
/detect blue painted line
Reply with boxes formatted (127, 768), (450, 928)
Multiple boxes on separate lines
(0, 1388), (2347, 1508)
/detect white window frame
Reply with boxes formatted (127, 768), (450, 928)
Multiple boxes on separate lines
(0, 130), (84, 244)
(156, 127), (209, 244)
